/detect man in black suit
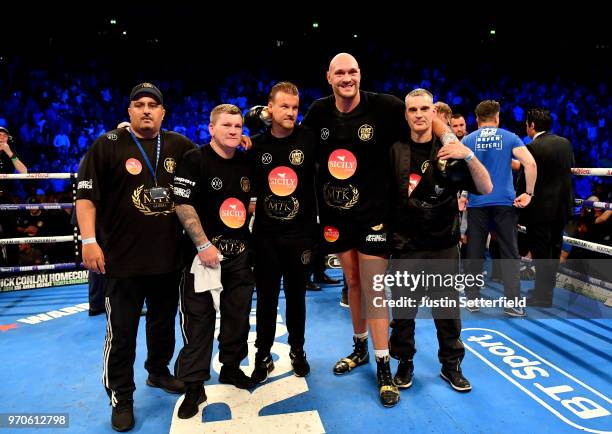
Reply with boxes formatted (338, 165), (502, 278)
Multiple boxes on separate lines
(521, 108), (575, 307)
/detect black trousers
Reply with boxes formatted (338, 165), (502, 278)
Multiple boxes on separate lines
(389, 245), (465, 369)
(465, 206), (521, 299)
(102, 271), (181, 401)
(527, 220), (565, 303)
(89, 271), (106, 312)
(174, 252), (254, 384)
(254, 236), (311, 357)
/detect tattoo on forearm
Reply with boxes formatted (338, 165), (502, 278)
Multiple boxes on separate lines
(176, 205), (207, 246)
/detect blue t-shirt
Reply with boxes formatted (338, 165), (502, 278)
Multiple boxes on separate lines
(463, 126), (524, 207)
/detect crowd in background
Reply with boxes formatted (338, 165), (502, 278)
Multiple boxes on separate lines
(1, 54), (609, 266)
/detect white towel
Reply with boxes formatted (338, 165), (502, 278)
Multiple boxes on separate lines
(190, 253), (224, 311)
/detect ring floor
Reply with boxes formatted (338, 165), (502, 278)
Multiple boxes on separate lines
(1, 268), (610, 433)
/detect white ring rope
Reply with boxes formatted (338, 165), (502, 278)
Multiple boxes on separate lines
(517, 225), (612, 256)
(0, 235), (78, 245)
(0, 203), (73, 211)
(0, 172), (75, 180)
(571, 168), (612, 176)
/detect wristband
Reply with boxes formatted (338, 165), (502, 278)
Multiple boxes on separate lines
(526, 192), (534, 197)
(197, 241), (212, 252)
(464, 150), (474, 162)
(441, 132), (459, 146)
(11, 155), (18, 162)
(82, 237), (97, 245)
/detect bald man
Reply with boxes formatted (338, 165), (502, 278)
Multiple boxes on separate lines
(302, 53), (459, 408)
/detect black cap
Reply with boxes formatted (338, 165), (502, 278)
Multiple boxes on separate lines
(0, 126), (9, 135)
(130, 82), (163, 105)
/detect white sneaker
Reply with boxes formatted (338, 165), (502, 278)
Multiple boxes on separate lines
(504, 306), (526, 317)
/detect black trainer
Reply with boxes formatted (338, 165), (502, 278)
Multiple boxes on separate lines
(440, 367), (472, 392)
(376, 355), (400, 408)
(393, 358), (414, 389)
(290, 349), (310, 377)
(306, 281), (322, 291)
(178, 384), (207, 420)
(111, 399), (134, 432)
(333, 336), (369, 375)
(146, 372), (185, 394)
(314, 273), (340, 285)
(251, 355), (274, 384)
(219, 365), (255, 390)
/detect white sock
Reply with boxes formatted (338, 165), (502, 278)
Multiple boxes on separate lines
(354, 332), (368, 340)
(374, 349), (389, 359)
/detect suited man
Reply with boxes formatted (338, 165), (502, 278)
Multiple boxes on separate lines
(521, 108), (575, 307)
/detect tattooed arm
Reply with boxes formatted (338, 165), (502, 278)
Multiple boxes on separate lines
(176, 204), (220, 268)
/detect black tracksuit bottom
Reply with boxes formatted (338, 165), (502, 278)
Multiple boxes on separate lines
(174, 252), (254, 384)
(102, 271), (181, 403)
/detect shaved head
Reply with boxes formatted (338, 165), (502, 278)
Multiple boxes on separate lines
(327, 52), (361, 109)
(328, 52), (359, 73)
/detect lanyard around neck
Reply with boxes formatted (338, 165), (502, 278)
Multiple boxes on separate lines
(130, 130), (162, 186)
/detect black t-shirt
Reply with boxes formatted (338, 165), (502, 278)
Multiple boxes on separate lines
(302, 91), (408, 226)
(76, 128), (196, 277)
(250, 125), (317, 239)
(173, 145), (253, 259)
(390, 136), (477, 251)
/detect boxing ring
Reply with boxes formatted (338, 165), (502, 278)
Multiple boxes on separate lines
(0, 169), (610, 434)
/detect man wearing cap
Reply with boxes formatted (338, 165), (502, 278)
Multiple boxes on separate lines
(76, 83), (196, 432)
(0, 126), (28, 175)
(0, 126), (28, 266)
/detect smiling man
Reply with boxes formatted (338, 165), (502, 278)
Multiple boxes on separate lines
(302, 52), (464, 408)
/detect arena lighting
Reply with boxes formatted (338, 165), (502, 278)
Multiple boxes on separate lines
(490, 29), (496, 35)
(312, 22), (319, 28)
(122, 31), (127, 35)
(110, 19), (117, 25)
(353, 34), (358, 38)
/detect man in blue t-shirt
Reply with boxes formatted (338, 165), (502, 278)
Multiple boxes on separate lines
(462, 100), (537, 317)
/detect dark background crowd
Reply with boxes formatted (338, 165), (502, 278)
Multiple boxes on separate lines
(0, 7), (610, 266)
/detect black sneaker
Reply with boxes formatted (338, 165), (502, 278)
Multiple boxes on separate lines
(376, 355), (400, 408)
(314, 273), (340, 285)
(146, 373), (185, 394)
(440, 367), (472, 392)
(393, 359), (413, 389)
(290, 349), (310, 377)
(178, 384), (207, 420)
(251, 355), (274, 384)
(333, 336), (369, 375)
(111, 399), (134, 432)
(306, 281), (322, 291)
(339, 289), (349, 308)
(219, 365), (255, 390)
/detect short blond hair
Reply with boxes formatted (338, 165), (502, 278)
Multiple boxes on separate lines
(434, 101), (452, 121)
(210, 104), (242, 124)
(268, 81), (299, 102)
